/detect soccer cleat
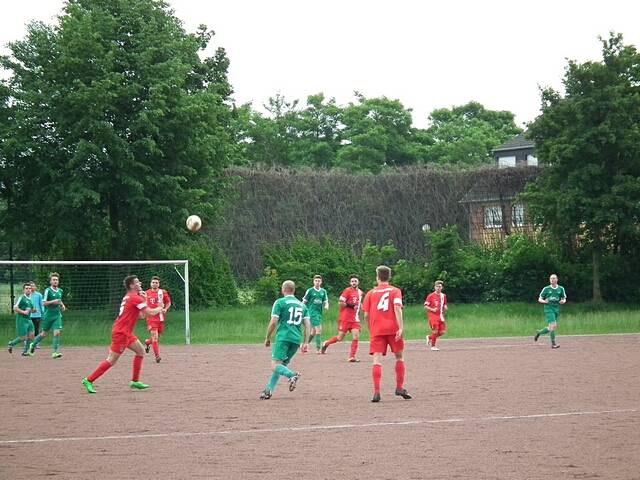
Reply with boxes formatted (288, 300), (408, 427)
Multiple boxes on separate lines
(534, 332), (540, 342)
(260, 389), (272, 400)
(21, 351), (30, 356)
(395, 388), (412, 399)
(7, 344), (12, 354)
(347, 357), (360, 363)
(288, 372), (301, 392)
(320, 342), (328, 354)
(129, 381), (150, 390)
(430, 346), (440, 351)
(144, 342), (150, 354)
(82, 378), (96, 394)
(551, 344), (560, 349)
(52, 352), (63, 359)
(371, 392), (381, 403)
(28, 343), (35, 356)
(155, 356), (161, 363)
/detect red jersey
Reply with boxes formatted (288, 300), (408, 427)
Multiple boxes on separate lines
(112, 292), (147, 336)
(424, 292), (447, 321)
(362, 284), (403, 336)
(338, 287), (363, 323)
(146, 288), (171, 322)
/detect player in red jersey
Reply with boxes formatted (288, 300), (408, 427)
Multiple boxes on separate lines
(81, 275), (164, 394)
(320, 275), (363, 362)
(143, 276), (172, 363)
(424, 280), (447, 351)
(362, 265), (411, 403)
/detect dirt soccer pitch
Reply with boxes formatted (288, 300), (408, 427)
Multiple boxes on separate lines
(1, 335), (639, 479)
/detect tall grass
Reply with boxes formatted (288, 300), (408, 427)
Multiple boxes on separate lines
(1, 302), (637, 346)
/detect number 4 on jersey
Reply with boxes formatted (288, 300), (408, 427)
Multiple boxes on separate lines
(377, 292), (390, 312)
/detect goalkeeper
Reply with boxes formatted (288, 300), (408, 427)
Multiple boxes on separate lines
(320, 276), (363, 362)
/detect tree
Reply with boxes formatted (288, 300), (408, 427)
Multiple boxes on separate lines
(522, 33), (640, 301)
(423, 101), (522, 165)
(0, 0), (234, 259)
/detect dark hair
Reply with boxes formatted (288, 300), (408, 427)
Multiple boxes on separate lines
(349, 275), (359, 280)
(123, 275), (139, 290)
(151, 276), (160, 282)
(376, 265), (391, 282)
(23, 282), (31, 290)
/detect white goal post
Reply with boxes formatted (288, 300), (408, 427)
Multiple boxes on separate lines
(0, 260), (191, 344)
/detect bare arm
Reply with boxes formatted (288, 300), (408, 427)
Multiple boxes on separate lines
(301, 317), (311, 352)
(395, 305), (404, 340)
(163, 300), (172, 313)
(264, 316), (278, 346)
(14, 305), (30, 316)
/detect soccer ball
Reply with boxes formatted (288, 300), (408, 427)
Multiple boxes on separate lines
(186, 215), (202, 232)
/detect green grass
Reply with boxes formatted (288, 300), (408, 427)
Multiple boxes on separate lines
(1, 302), (638, 346)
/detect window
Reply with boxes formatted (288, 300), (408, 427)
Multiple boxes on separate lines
(527, 154), (538, 166)
(512, 203), (525, 227)
(484, 206), (503, 229)
(498, 155), (516, 168)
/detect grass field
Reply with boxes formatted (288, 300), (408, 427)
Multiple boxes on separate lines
(1, 301), (638, 346)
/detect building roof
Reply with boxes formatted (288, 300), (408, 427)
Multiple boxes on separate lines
(492, 133), (535, 153)
(460, 167), (540, 204)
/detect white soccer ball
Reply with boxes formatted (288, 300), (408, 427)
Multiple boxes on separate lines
(186, 215), (202, 232)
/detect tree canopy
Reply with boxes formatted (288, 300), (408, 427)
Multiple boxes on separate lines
(522, 33), (640, 301)
(0, 0), (234, 259)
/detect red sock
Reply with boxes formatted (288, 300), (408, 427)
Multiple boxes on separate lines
(145, 338), (151, 346)
(152, 340), (159, 357)
(372, 364), (382, 393)
(430, 333), (437, 347)
(395, 360), (405, 389)
(325, 336), (339, 348)
(87, 360), (112, 383)
(132, 355), (144, 382)
(349, 339), (359, 358)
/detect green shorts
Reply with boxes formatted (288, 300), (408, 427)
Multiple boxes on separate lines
(309, 313), (323, 327)
(545, 310), (559, 324)
(41, 313), (63, 332)
(271, 341), (300, 365)
(16, 317), (34, 337)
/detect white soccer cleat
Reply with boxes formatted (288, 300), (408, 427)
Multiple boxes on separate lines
(430, 346), (439, 351)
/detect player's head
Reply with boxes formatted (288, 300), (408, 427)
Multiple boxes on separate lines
(313, 275), (322, 288)
(29, 281), (38, 291)
(549, 274), (558, 286)
(434, 280), (443, 292)
(349, 275), (359, 288)
(49, 273), (59, 287)
(281, 280), (296, 295)
(123, 275), (141, 292)
(22, 282), (32, 294)
(150, 276), (160, 289)
(376, 265), (391, 283)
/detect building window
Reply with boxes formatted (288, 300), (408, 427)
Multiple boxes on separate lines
(527, 154), (538, 166)
(484, 206), (503, 229)
(512, 203), (525, 227)
(498, 155), (516, 168)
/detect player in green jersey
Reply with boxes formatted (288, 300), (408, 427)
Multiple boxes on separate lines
(535, 274), (567, 349)
(28, 272), (66, 358)
(302, 275), (329, 353)
(8, 283), (35, 356)
(260, 280), (310, 400)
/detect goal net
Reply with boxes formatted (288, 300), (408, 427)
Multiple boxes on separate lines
(0, 260), (191, 344)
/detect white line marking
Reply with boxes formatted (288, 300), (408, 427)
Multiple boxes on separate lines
(0, 408), (636, 445)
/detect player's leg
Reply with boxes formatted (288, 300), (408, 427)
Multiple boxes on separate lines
(348, 327), (360, 361)
(321, 330), (345, 354)
(21, 324), (35, 355)
(83, 350), (121, 393)
(548, 318), (558, 348)
(128, 339), (149, 388)
(392, 340), (411, 399)
(314, 325), (323, 353)
(29, 323), (48, 353)
(51, 322), (62, 358)
(370, 335), (387, 402)
(149, 327), (161, 362)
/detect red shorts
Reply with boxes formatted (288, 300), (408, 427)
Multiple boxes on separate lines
(429, 318), (446, 332)
(369, 334), (404, 355)
(146, 320), (165, 334)
(110, 332), (138, 354)
(338, 321), (361, 333)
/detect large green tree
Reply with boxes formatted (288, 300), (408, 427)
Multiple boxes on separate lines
(522, 33), (640, 301)
(0, 0), (234, 259)
(423, 101), (522, 165)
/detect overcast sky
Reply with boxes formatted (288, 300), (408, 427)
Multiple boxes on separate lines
(1, 0), (639, 128)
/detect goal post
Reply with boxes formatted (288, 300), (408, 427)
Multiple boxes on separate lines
(0, 260), (191, 345)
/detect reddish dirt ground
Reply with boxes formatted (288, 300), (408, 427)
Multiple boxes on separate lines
(1, 335), (639, 479)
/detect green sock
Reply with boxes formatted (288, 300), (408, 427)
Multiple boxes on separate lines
(32, 334), (44, 347)
(9, 337), (22, 347)
(315, 334), (322, 350)
(52, 335), (60, 352)
(538, 327), (549, 336)
(266, 371), (280, 391)
(275, 364), (294, 378)
(308, 332), (315, 342)
(550, 330), (556, 344)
